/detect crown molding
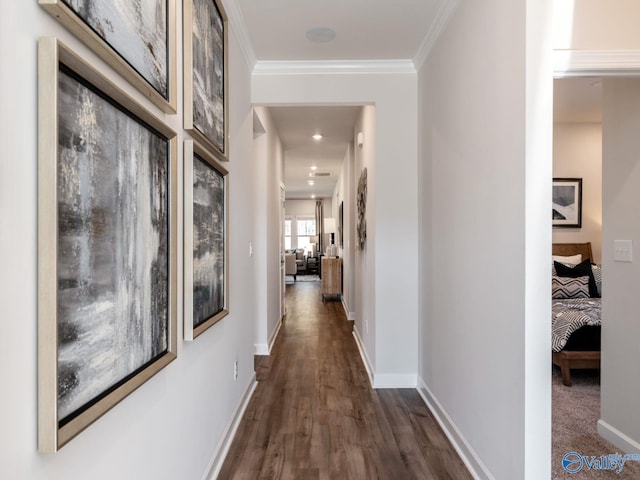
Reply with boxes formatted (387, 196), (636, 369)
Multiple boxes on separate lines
(554, 50), (640, 77)
(413, 0), (462, 70)
(222, 0), (257, 69)
(252, 59), (416, 76)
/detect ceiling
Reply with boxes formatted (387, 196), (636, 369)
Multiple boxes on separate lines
(269, 106), (361, 199)
(235, 0), (448, 199)
(236, 2), (602, 200)
(236, 0), (443, 62)
(554, 77), (603, 123)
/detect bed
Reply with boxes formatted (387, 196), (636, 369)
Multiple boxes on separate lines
(551, 242), (601, 386)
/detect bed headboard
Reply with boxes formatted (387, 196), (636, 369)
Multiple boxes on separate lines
(552, 242), (594, 263)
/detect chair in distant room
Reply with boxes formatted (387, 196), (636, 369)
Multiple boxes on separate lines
(285, 253), (297, 281)
(295, 249), (306, 275)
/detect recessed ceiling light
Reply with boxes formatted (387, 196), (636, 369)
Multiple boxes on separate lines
(307, 180), (315, 185)
(306, 27), (336, 43)
(312, 134), (323, 140)
(311, 194), (316, 199)
(310, 165), (318, 170)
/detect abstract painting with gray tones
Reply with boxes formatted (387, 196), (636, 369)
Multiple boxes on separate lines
(192, 0), (225, 152)
(57, 67), (169, 423)
(63, 0), (168, 98)
(192, 155), (225, 326)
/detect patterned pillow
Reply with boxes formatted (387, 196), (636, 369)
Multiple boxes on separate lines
(591, 264), (602, 296)
(552, 275), (590, 299)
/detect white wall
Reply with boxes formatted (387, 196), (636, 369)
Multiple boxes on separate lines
(599, 78), (640, 454)
(332, 144), (355, 320)
(417, 0), (552, 478)
(0, 2), (256, 479)
(253, 69), (419, 386)
(252, 107), (284, 355)
(553, 123), (603, 262)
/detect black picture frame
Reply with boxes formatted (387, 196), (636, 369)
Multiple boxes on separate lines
(552, 178), (582, 228)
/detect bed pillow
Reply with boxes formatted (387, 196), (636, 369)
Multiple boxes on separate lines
(591, 264), (602, 297)
(552, 254), (582, 265)
(552, 275), (590, 299)
(554, 259), (600, 298)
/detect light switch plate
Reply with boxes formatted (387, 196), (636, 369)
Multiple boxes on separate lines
(614, 240), (633, 262)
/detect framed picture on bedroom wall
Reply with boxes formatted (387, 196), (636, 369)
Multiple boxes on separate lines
(39, 0), (177, 113)
(183, 140), (229, 340)
(37, 37), (178, 452)
(183, 0), (229, 162)
(552, 178), (582, 228)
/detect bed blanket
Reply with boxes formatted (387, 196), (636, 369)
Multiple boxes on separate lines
(552, 298), (601, 352)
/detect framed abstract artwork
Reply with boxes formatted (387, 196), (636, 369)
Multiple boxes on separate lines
(39, 0), (177, 113)
(183, 140), (229, 340)
(38, 37), (178, 452)
(183, 0), (229, 161)
(552, 178), (582, 228)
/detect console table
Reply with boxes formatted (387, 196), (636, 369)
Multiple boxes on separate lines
(321, 257), (341, 301)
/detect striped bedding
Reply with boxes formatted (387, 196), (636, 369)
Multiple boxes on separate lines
(552, 298), (601, 352)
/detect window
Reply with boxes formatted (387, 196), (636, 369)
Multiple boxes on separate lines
(284, 218), (292, 250)
(296, 217), (316, 254)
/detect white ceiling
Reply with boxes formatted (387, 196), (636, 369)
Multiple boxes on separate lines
(269, 106), (361, 199)
(554, 77), (602, 123)
(235, 0), (448, 199)
(236, 0), (443, 62)
(236, 1), (601, 200)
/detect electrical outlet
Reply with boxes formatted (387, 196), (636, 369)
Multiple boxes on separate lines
(234, 360), (238, 380)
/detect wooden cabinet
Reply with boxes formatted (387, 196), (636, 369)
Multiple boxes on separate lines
(321, 257), (341, 301)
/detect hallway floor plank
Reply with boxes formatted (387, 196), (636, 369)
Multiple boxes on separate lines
(218, 282), (472, 480)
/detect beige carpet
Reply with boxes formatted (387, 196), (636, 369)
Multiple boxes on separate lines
(552, 367), (640, 479)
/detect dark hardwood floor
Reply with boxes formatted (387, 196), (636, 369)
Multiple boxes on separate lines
(218, 281), (472, 480)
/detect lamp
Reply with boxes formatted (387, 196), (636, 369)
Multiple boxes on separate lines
(323, 218), (336, 256)
(310, 235), (319, 256)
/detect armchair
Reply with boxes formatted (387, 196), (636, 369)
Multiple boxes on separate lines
(284, 253), (297, 280)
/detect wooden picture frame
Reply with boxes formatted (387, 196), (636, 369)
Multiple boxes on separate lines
(183, 140), (229, 340)
(38, 37), (178, 452)
(39, 0), (177, 113)
(183, 0), (229, 161)
(552, 178), (582, 228)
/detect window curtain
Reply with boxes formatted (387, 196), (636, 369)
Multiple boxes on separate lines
(315, 200), (324, 255)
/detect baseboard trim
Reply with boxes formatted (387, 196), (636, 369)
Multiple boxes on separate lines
(373, 374), (417, 389)
(351, 329), (417, 388)
(352, 328), (374, 387)
(417, 377), (493, 480)
(254, 319), (282, 355)
(341, 297), (355, 321)
(204, 373), (258, 480)
(597, 419), (640, 454)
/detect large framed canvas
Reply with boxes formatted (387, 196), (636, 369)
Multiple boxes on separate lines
(38, 37), (178, 452)
(553, 178), (582, 228)
(183, 140), (229, 340)
(183, 0), (229, 161)
(39, 0), (177, 113)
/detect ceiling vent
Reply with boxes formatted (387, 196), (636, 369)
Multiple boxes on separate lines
(309, 172), (332, 177)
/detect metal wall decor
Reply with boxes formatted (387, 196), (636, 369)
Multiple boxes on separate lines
(357, 168), (367, 250)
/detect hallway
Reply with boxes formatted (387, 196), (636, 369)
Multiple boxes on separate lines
(218, 282), (471, 479)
